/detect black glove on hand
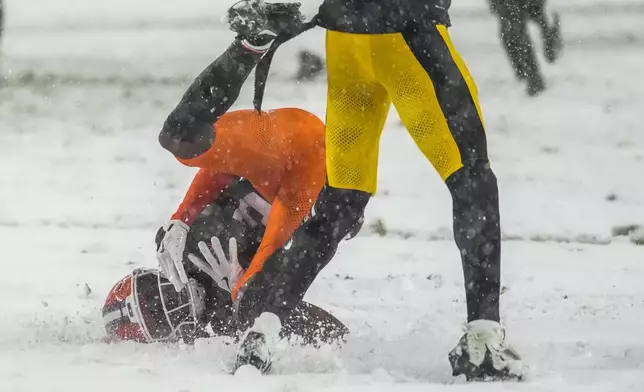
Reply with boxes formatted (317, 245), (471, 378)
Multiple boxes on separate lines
(227, 1), (304, 38)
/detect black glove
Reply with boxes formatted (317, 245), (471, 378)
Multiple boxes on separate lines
(227, 1), (304, 38)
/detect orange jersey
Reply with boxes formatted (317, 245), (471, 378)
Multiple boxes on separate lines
(170, 171), (237, 226)
(173, 108), (326, 300)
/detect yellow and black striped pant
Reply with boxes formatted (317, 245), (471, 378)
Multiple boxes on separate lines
(325, 25), (489, 194)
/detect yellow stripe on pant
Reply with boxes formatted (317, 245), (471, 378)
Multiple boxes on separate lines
(325, 26), (485, 194)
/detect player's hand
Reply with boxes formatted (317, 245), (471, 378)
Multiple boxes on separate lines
(187, 237), (244, 293)
(226, 1), (304, 36)
(156, 220), (190, 292)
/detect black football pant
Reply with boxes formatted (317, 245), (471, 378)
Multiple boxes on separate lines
(235, 160), (501, 329)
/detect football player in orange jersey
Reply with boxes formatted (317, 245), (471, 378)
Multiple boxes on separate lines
(155, 2), (360, 365)
(101, 178), (348, 345)
(157, 2), (328, 296)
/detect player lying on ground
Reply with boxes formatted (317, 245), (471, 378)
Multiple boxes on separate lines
(155, 3), (361, 358)
(224, 0), (526, 380)
(102, 177), (348, 345)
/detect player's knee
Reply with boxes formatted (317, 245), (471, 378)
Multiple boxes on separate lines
(159, 109), (215, 159)
(446, 160), (499, 203)
(314, 186), (371, 240)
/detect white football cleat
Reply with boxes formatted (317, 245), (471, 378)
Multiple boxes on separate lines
(234, 312), (282, 375)
(449, 320), (526, 381)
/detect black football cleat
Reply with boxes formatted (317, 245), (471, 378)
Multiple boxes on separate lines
(526, 74), (546, 97)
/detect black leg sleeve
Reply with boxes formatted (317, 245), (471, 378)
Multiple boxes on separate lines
(234, 186), (371, 329)
(159, 39), (264, 159)
(446, 160), (501, 322)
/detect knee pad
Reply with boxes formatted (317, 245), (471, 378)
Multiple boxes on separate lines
(314, 186), (371, 241)
(446, 160), (499, 206)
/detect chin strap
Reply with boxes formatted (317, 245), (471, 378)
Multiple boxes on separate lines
(253, 16), (319, 113)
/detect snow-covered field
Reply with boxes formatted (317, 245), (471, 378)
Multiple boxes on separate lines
(1, 0), (644, 391)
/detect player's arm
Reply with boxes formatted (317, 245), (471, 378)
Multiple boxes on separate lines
(159, 38), (266, 160)
(156, 169), (236, 291)
(171, 169), (236, 226)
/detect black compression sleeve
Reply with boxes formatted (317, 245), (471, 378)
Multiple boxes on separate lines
(159, 39), (264, 159)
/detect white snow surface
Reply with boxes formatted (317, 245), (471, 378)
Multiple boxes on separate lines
(1, 0), (644, 391)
